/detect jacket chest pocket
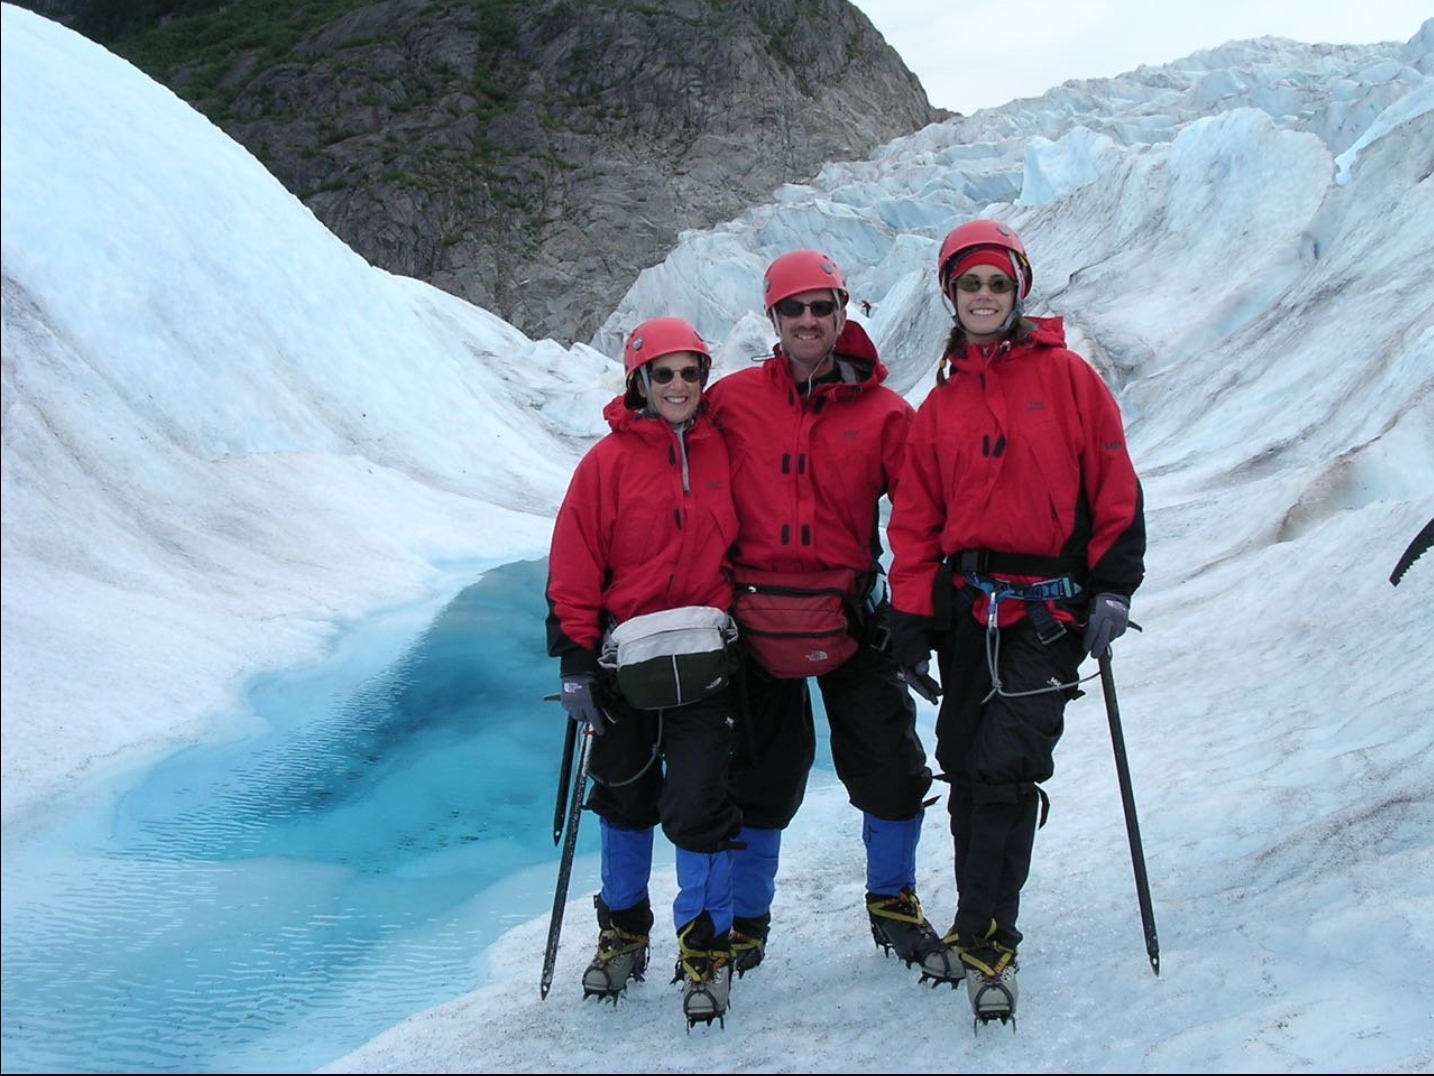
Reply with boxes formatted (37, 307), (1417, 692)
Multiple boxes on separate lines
(708, 498), (739, 551)
(814, 430), (881, 522)
(940, 427), (988, 500)
(1021, 417), (1081, 532)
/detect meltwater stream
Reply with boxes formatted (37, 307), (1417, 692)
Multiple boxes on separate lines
(1, 558), (599, 1074)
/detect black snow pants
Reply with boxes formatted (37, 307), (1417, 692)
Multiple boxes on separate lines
(729, 633), (933, 829)
(585, 679), (742, 854)
(934, 589), (1083, 946)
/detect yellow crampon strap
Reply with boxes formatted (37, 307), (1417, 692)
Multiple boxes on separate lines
(676, 920), (730, 983)
(731, 931), (762, 955)
(678, 947), (729, 983)
(957, 945), (1013, 979)
(954, 919), (1015, 978)
(596, 927), (647, 963)
(867, 893), (926, 925)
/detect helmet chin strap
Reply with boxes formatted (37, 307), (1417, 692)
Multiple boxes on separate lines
(638, 365), (660, 418)
(787, 345), (835, 396)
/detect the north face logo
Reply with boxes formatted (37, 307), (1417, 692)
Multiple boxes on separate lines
(806, 649), (829, 663)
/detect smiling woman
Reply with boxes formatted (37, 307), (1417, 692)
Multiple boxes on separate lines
(544, 316), (744, 1027)
(887, 218), (1146, 1025)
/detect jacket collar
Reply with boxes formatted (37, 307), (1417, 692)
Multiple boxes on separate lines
(949, 316), (1067, 376)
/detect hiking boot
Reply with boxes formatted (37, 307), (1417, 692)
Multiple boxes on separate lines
(952, 925), (1018, 1024)
(730, 913), (770, 978)
(916, 926), (966, 987)
(867, 889), (956, 982)
(674, 914), (732, 1028)
(582, 895), (651, 1002)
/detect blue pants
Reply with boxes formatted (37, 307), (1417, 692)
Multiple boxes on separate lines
(600, 821), (733, 934)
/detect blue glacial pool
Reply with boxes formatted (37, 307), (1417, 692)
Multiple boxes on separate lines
(1, 555), (850, 1074)
(1, 558), (599, 1073)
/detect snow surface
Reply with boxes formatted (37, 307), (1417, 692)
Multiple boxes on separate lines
(3, 5), (1433, 1072)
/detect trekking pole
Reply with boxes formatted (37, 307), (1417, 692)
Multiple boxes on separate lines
(1098, 649), (1160, 976)
(540, 726), (594, 999)
(552, 715), (577, 846)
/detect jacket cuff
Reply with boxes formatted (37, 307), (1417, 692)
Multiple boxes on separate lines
(559, 647), (601, 679)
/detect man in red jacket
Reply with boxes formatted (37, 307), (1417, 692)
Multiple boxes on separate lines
(705, 250), (957, 985)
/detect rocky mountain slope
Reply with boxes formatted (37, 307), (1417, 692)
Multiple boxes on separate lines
(45, 0), (941, 341)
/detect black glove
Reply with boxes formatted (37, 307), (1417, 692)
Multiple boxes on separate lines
(900, 660), (942, 706)
(888, 607), (938, 668)
(559, 673), (604, 736)
(1083, 593), (1130, 658)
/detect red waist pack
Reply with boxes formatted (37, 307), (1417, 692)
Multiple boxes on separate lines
(732, 567), (861, 679)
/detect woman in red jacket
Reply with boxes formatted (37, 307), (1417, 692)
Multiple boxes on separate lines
(545, 317), (741, 1027)
(887, 220), (1145, 1024)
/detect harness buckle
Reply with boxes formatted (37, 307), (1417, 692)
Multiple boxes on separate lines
(957, 550), (991, 574)
(1030, 610), (1068, 646)
(1022, 587), (1070, 646)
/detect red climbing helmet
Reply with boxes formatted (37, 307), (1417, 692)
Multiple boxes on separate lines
(622, 317), (711, 377)
(936, 219), (1032, 299)
(762, 250), (848, 311)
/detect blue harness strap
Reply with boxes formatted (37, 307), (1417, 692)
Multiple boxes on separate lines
(963, 572), (1081, 644)
(961, 572), (1080, 603)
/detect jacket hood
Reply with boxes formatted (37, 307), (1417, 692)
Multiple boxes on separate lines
(770, 320), (888, 396)
(603, 394), (636, 432)
(1022, 315), (1067, 349)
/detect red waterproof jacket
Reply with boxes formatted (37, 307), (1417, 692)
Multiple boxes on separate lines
(546, 398), (738, 676)
(706, 322), (912, 576)
(889, 317), (1144, 628)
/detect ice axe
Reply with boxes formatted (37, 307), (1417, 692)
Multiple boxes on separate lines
(1098, 649), (1160, 976)
(540, 714), (594, 1000)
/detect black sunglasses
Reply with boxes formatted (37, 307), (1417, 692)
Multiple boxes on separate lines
(649, 366), (705, 384)
(952, 273), (1016, 294)
(773, 298), (839, 318)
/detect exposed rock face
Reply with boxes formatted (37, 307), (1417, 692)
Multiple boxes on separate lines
(49, 0), (941, 341)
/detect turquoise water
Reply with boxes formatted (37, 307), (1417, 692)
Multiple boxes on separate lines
(1, 558), (598, 1074)
(0, 556), (851, 1073)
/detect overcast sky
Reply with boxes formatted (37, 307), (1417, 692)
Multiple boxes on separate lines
(852, 1), (1430, 115)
